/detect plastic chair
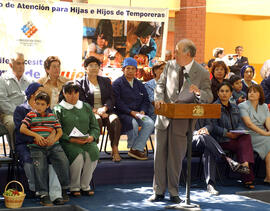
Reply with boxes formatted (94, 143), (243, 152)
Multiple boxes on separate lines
(99, 126), (154, 156)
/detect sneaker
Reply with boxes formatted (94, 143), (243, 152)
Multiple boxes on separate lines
(40, 195), (53, 206)
(62, 189), (70, 202)
(53, 198), (64, 205)
(128, 149), (148, 160)
(207, 184), (219, 195)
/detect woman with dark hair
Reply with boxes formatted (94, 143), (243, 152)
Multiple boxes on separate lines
(239, 84), (270, 184)
(144, 61), (166, 122)
(210, 61), (229, 102)
(38, 56), (69, 109)
(54, 82), (100, 197)
(240, 65), (257, 94)
(77, 56), (122, 162)
(210, 82), (255, 188)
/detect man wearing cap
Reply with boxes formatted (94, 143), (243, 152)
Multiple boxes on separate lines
(150, 39), (213, 203)
(14, 82), (66, 205)
(112, 57), (154, 160)
(0, 52), (33, 149)
(130, 22), (157, 67)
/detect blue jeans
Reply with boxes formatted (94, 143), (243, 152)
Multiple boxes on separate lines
(30, 144), (70, 196)
(126, 115), (154, 152)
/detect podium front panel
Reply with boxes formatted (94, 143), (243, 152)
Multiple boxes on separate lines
(155, 103), (221, 119)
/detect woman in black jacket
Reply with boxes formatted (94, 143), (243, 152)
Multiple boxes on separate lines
(77, 56), (122, 162)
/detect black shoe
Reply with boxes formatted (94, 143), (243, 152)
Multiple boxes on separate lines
(62, 189), (70, 202)
(25, 190), (36, 199)
(81, 190), (95, 196)
(53, 198), (64, 205)
(170, 196), (182, 204)
(40, 195), (53, 206)
(148, 194), (165, 202)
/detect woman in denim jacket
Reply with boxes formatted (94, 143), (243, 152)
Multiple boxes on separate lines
(210, 82), (255, 189)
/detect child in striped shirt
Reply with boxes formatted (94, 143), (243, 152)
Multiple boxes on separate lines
(20, 91), (70, 206)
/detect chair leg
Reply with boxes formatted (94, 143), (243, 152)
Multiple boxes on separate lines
(145, 144), (149, 156)
(99, 126), (106, 152)
(149, 135), (155, 154)
(103, 132), (110, 155)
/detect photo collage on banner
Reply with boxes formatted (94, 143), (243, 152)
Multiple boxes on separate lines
(0, 0), (169, 81)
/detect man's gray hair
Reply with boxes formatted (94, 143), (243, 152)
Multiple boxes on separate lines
(176, 39), (196, 57)
(10, 52), (24, 63)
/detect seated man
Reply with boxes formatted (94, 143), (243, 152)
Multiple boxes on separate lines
(20, 91), (70, 206)
(0, 52), (33, 149)
(112, 57), (154, 160)
(14, 83), (66, 205)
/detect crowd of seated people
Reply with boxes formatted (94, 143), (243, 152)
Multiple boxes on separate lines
(0, 54), (157, 206)
(3, 45), (270, 205)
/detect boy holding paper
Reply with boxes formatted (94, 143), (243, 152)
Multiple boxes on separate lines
(20, 91), (69, 206)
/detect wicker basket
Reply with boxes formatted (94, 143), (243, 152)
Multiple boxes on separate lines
(3, 180), (26, 208)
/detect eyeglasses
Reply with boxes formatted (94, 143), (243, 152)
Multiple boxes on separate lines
(87, 64), (99, 69)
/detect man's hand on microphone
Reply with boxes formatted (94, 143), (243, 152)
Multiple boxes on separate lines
(189, 84), (200, 95)
(154, 100), (165, 109)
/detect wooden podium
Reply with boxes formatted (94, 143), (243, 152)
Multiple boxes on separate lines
(155, 103), (221, 210)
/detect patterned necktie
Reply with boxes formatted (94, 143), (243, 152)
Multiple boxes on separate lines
(178, 66), (185, 92)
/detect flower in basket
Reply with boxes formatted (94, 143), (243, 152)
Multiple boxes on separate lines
(3, 189), (24, 196)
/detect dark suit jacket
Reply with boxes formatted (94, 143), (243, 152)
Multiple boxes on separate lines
(229, 56), (249, 76)
(77, 75), (115, 113)
(112, 75), (150, 132)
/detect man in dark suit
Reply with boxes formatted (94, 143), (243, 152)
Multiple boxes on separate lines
(230, 46), (249, 76)
(149, 39), (213, 203)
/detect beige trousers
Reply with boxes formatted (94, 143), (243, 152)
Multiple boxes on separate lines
(69, 152), (97, 192)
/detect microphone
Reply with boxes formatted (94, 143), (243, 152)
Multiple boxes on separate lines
(184, 72), (200, 103)
(184, 72), (192, 86)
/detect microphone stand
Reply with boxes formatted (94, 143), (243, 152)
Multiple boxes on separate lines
(166, 72), (201, 210)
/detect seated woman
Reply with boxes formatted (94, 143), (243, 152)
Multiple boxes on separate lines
(210, 82), (255, 189)
(144, 61), (166, 122)
(38, 56), (69, 109)
(238, 84), (270, 184)
(112, 57), (154, 161)
(77, 56), (122, 162)
(54, 82), (100, 197)
(193, 119), (250, 195)
(210, 61), (229, 102)
(240, 65), (257, 94)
